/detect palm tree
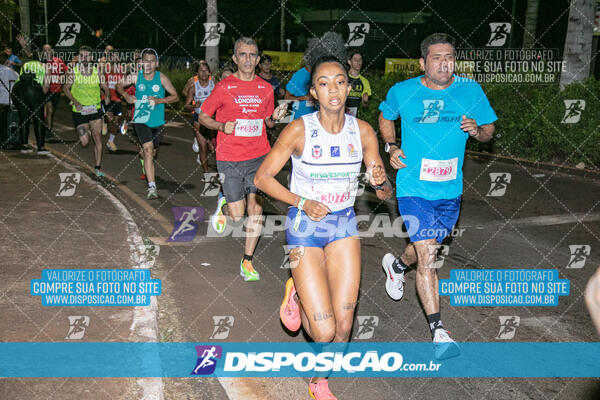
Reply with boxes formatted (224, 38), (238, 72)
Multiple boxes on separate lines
(522, 0), (540, 48)
(205, 0), (219, 73)
(560, 0), (595, 89)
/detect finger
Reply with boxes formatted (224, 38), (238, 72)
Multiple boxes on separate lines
(462, 114), (467, 120)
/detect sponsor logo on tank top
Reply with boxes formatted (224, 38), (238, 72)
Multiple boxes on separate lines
(310, 129), (318, 138)
(312, 145), (322, 158)
(152, 84), (160, 92)
(347, 143), (358, 157)
(330, 146), (340, 157)
(138, 83), (146, 91)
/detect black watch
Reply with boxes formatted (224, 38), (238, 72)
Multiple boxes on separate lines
(385, 142), (399, 153)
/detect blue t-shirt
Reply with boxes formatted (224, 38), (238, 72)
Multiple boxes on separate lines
(379, 75), (497, 200)
(286, 67), (318, 120)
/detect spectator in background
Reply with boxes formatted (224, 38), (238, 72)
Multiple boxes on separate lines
(0, 53), (19, 106)
(258, 54), (284, 98)
(345, 49), (371, 117)
(4, 45), (22, 70)
(42, 44), (67, 138)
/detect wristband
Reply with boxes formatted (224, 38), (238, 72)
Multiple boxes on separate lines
(293, 197), (306, 231)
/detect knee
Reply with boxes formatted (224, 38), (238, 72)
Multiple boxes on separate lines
(310, 321), (336, 343)
(335, 318), (354, 341)
(142, 145), (154, 156)
(247, 201), (262, 216)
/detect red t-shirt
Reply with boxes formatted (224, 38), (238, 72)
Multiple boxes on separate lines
(46, 57), (67, 93)
(201, 75), (274, 162)
(104, 63), (123, 102)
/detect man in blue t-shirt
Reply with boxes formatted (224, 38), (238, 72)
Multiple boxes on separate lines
(284, 65), (318, 120)
(379, 33), (497, 358)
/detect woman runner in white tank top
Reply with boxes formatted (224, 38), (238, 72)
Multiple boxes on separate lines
(184, 60), (215, 172)
(255, 56), (392, 400)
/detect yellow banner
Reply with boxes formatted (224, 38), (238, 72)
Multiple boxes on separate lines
(384, 58), (475, 74)
(263, 51), (304, 71)
(384, 58), (420, 75)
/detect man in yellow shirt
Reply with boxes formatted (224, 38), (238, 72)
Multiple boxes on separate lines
(345, 49), (371, 118)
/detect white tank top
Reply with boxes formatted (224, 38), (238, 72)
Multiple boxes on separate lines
(193, 78), (214, 113)
(290, 111), (363, 212)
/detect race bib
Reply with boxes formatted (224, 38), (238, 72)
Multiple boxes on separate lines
(313, 181), (353, 205)
(419, 158), (458, 182)
(81, 104), (98, 115)
(234, 119), (263, 137)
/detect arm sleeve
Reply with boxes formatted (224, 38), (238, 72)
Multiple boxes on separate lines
(378, 85), (400, 120)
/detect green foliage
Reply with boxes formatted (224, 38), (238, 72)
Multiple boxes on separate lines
(359, 72), (600, 167)
(163, 65), (600, 167)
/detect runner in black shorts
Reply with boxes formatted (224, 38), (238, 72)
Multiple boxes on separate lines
(118, 48), (179, 200)
(63, 46), (111, 177)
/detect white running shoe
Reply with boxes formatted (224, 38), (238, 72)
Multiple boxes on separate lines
(192, 137), (199, 153)
(433, 329), (460, 360)
(382, 253), (405, 301)
(211, 194), (227, 234)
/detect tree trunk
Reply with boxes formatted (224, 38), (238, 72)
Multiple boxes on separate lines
(18, 0), (31, 39)
(280, 0), (286, 51)
(522, 0), (540, 48)
(205, 0), (219, 73)
(560, 0), (595, 89)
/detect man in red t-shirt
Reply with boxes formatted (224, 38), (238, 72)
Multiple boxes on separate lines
(199, 37), (287, 281)
(42, 44), (67, 137)
(102, 49), (124, 151)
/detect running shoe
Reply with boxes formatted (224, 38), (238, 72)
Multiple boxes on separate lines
(20, 145), (33, 154)
(309, 378), (337, 400)
(382, 253), (405, 301)
(211, 193), (227, 234)
(240, 259), (259, 281)
(147, 187), (159, 200)
(433, 329), (460, 360)
(37, 148), (50, 155)
(120, 121), (128, 134)
(94, 168), (105, 178)
(280, 277), (301, 331)
(192, 137), (199, 153)
(106, 141), (117, 151)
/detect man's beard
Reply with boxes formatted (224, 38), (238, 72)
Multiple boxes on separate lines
(425, 70), (453, 86)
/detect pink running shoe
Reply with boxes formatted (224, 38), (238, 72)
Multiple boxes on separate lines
(309, 378), (337, 400)
(280, 277), (301, 331)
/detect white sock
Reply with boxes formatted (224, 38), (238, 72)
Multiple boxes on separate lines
(148, 181), (156, 189)
(109, 134), (115, 142)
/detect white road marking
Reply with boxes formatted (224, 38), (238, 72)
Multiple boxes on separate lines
(48, 153), (164, 400)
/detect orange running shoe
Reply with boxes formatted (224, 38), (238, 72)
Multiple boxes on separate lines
(280, 277), (301, 331)
(309, 378), (337, 400)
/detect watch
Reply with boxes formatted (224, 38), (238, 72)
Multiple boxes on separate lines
(385, 142), (399, 153)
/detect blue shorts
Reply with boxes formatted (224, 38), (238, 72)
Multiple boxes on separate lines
(397, 196), (461, 244)
(285, 206), (358, 248)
